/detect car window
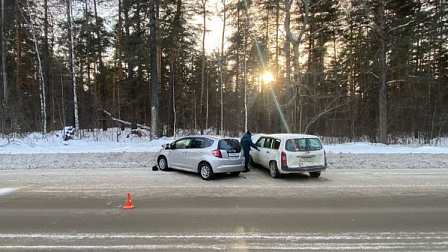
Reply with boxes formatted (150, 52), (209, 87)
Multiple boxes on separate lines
(191, 138), (213, 148)
(263, 138), (273, 148)
(306, 138), (323, 151)
(204, 138), (214, 148)
(256, 137), (265, 148)
(272, 139), (281, 150)
(191, 138), (205, 149)
(285, 138), (323, 152)
(218, 139), (242, 152)
(174, 138), (191, 149)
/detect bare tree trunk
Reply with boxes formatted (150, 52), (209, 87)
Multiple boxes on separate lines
(117, 0), (123, 121)
(44, 0), (51, 128)
(1, 0), (8, 108)
(156, 4), (162, 128)
(149, 0), (159, 138)
(377, 0), (388, 144)
(67, 0), (79, 134)
(15, 0), (21, 98)
(168, 0), (182, 137)
(275, 0), (280, 132)
(93, 0), (107, 130)
(284, 0), (309, 133)
(244, 27), (247, 132)
(25, 1), (47, 133)
(200, 0), (207, 134)
(284, 0), (292, 131)
(206, 71), (209, 130)
(220, 0), (226, 135)
(235, 7), (241, 131)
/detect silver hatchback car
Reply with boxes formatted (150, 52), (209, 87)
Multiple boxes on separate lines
(156, 136), (245, 180)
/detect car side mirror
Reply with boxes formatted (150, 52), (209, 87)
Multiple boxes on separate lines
(165, 144), (172, 150)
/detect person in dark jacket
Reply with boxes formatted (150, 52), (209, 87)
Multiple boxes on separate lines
(240, 131), (259, 172)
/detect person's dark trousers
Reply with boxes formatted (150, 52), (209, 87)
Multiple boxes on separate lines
(244, 149), (250, 172)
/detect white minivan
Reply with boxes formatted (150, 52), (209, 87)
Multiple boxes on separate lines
(250, 134), (327, 178)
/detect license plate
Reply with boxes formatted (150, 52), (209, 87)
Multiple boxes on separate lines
(228, 153), (239, 158)
(300, 158), (314, 163)
(298, 155), (315, 162)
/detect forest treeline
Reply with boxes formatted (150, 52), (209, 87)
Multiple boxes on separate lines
(0, 0), (447, 144)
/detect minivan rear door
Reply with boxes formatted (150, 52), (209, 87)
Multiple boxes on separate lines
(218, 139), (243, 165)
(284, 138), (325, 168)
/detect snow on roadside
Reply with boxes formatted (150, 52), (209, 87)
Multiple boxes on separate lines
(0, 129), (447, 154)
(324, 142), (448, 154)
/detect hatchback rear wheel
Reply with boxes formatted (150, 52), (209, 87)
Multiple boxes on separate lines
(199, 163), (214, 180)
(269, 161), (280, 178)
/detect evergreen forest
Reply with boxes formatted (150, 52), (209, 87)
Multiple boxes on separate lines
(1, 0), (447, 144)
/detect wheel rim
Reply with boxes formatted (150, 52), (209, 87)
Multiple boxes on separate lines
(270, 163), (276, 177)
(159, 158), (166, 170)
(201, 165), (210, 178)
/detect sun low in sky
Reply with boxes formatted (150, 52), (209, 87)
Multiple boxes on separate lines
(262, 71), (274, 84)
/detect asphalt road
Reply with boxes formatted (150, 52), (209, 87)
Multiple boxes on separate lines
(1, 166), (448, 251)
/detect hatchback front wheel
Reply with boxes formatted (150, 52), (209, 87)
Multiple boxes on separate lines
(158, 156), (168, 171)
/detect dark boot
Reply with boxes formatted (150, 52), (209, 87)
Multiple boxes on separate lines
(243, 162), (250, 172)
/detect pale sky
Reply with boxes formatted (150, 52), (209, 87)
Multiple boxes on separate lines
(201, 0), (232, 53)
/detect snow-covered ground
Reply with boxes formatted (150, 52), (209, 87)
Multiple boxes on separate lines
(1, 128), (448, 154)
(0, 129), (447, 170)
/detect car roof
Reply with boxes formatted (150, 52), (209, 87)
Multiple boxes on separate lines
(178, 135), (231, 140)
(256, 133), (321, 139)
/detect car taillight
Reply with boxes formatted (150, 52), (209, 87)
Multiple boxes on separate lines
(324, 150), (327, 163)
(212, 149), (222, 158)
(281, 151), (287, 165)
(242, 151), (245, 157)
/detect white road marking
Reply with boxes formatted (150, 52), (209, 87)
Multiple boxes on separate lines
(1, 234), (447, 250)
(1, 232), (448, 240)
(0, 245), (225, 250)
(0, 188), (16, 196)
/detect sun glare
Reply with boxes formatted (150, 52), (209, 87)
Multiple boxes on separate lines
(262, 71), (274, 85)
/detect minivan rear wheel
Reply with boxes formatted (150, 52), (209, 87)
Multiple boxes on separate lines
(269, 161), (280, 178)
(309, 172), (321, 178)
(199, 163), (214, 180)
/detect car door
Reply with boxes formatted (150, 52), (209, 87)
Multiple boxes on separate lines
(269, 138), (281, 165)
(260, 137), (273, 168)
(253, 137), (266, 164)
(169, 138), (192, 169)
(184, 137), (209, 171)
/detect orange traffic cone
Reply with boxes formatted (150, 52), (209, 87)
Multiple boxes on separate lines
(123, 193), (135, 209)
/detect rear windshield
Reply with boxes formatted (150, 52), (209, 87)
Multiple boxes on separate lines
(285, 138), (323, 152)
(218, 139), (242, 153)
